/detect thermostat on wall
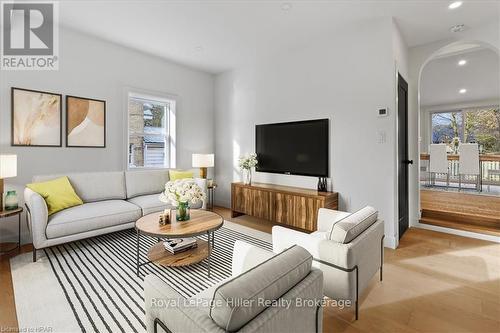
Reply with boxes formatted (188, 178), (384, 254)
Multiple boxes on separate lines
(378, 108), (389, 117)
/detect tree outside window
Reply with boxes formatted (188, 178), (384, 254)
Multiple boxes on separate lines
(431, 107), (500, 154)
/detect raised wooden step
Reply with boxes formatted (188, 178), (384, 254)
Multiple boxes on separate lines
(420, 217), (500, 237)
(420, 189), (500, 236)
(421, 209), (500, 229)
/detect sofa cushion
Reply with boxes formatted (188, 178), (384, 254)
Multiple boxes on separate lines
(125, 170), (169, 198)
(329, 206), (378, 243)
(127, 194), (169, 215)
(209, 245), (312, 332)
(128, 193), (203, 215)
(33, 172), (126, 203)
(46, 200), (141, 239)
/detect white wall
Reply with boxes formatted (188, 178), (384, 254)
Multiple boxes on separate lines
(215, 17), (407, 248)
(0, 27), (214, 244)
(393, 19), (409, 80)
(408, 22), (500, 232)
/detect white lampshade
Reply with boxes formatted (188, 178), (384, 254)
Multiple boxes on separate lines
(192, 153), (214, 168)
(0, 155), (17, 178)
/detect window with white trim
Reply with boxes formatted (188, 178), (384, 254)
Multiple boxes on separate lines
(128, 92), (176, 168)
(430, 107), (499, 154)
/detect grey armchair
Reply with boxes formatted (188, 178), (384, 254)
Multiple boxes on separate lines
(144, 241), (324, 333)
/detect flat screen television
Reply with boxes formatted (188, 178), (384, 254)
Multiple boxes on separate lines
(255, 119), (329, 177)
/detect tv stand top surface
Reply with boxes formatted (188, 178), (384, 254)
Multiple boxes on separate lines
(232, 182), (337, 198)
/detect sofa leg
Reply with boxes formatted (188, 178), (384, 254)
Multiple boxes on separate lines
(33, 248), (37, 262)
(355, 266), (359, 320)
(380, 235), (384, 282)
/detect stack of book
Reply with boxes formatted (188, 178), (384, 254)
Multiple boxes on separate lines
(163, 238), (197, 254)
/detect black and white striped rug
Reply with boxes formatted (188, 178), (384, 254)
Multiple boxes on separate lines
(31, 224), (271, 333)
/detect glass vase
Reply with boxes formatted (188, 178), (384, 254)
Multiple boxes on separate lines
(4, 191), (18, 210)
(176, 201), (190, 221)
(243, 169), (252, 185)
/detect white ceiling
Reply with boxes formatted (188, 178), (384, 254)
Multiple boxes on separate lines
(420, 47), (500, 107)
(58, 0), (500, 73)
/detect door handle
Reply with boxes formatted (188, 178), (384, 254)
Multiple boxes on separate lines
(404, 160), (414, 165)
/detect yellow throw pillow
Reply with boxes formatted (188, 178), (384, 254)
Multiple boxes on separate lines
(27, 176), (83, 216)
(169, 170), (194, 181)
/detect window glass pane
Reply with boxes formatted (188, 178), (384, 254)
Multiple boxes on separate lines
(431, 112), (463, 151)
(463, 108), (500, 154)
(128, 96), (171, 168)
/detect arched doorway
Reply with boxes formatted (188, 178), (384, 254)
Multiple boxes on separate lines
(416, 41), (500, 239)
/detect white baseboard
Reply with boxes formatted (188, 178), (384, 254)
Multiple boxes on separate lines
(384, 235), (398, 249)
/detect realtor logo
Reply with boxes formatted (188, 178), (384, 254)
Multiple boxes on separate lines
(1, 1), (59, 70)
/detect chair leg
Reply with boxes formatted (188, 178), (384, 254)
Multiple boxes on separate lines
(446, 172), (450, 190)
(32, 248), (36, 262)
(459, 175), (462, 191)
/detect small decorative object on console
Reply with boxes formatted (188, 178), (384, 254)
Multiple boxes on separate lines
(317, 177), (328, 192)
(159, 179), (206, 221)
(238, 153), (258, 185)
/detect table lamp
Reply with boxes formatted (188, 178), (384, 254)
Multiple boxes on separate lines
(0, 155), (17, 211)
(192, 153), (214, 179)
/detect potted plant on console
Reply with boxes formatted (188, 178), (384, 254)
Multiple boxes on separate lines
(159, 179), (206, 221)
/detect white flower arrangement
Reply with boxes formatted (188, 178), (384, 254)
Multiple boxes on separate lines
(159, 179), (206, 206)
(238, 153), (258, 170)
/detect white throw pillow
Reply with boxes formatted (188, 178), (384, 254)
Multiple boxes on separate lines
(329, 206), (378, 243)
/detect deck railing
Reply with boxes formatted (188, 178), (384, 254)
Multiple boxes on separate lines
(420, 160), (500, 187)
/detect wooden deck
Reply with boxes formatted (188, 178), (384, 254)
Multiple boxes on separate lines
(420, 189), (500, 236)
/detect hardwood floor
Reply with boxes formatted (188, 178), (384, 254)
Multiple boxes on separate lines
(217, 206), (500, 333)
(420, 189), (500, 236)
(0, 243), (32, 330)
(1, 207), (499, 333)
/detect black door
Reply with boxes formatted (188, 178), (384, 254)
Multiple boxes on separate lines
(398, 74), (410, 240)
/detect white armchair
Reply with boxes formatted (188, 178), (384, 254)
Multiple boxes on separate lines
(272, 207), (384, 320)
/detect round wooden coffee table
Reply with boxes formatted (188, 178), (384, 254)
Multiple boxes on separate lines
(135, 209), (223, 277)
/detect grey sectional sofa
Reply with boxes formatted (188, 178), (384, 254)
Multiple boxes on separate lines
(24, 170), (206, 261)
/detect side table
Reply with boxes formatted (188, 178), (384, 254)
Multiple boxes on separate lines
(207, 182), (217, 210)
(0, 207), (23, 254)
